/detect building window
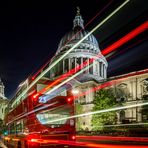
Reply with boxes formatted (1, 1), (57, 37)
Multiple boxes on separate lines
(16, 122), (23, 134)
(116, 83), (129, 100)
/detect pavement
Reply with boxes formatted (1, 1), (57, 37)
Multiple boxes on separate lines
(76, 135), (148, 147)
(0, 140), (7, 148)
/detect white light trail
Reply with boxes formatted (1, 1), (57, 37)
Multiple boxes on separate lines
(12, 0), (130, 107)
(7, 102), (58, 125)
(45, 63), (93, 96)
(43, 101), (148, 124)
(95, 122), (148, 128)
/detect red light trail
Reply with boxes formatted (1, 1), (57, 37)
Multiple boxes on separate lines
(28, 138), (148, 148)
(31, 0), (114, 80)
(11, 0), (129, 107)
(68, 69), (148, 101)
(8, 69), (148, 125)
(107, 36), (148, 61)
(102, 21), (148, 55)
(34, 21), (148, 98)
(77, 135), (148, 143)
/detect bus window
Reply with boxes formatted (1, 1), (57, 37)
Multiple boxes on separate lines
(16, 120), (24, 134)
(16, 122), (22, 134)
(36, 105), (71, 128)
(10, 123), (15, 134)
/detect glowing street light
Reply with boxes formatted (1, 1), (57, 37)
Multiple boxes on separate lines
(71, 89), (79, 95)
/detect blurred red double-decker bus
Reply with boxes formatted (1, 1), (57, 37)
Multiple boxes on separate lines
(3, 79), (75, 148)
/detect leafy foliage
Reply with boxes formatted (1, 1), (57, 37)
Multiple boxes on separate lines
(91, 89), (117, 131)
(75, 103), (83, 131)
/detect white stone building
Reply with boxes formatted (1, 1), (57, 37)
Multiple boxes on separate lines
(49, 8), (107, 81)
(0, 78), (8, 121)
(49, 8), (108, 130)
(110, 71), (148, 124)
(49, 8), (148, 130)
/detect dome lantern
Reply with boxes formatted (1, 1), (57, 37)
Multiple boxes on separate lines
(73, 7), (84, 30)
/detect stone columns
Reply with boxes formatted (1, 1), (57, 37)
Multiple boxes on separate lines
(98, 61), (100, 77)
(93, 60), (95, 75)
(81, 57), (83, 69)
(74, 58), (76, 72)
(104, 66), (106, 78)
(101, 63), (103, 77)
(87, 58), (89, 74)
(102, 63), (104, 77)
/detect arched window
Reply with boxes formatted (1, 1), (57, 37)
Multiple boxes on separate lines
(116, 83), (129, 100)
(143, 78), (148, 94)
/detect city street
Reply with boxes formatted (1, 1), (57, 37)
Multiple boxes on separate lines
(0, 0), (147, 148)
(77, 135), (148, 147)
(0, 140), (7, 148)
(3, 135), (148, 148)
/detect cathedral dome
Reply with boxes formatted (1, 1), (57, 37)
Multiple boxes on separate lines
(57, 30), (99, 53)
(50, 7), (108, 82)
(56, 7), (100, 55)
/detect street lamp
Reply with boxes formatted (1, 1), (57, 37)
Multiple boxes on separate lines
(71, 88), (79, 95)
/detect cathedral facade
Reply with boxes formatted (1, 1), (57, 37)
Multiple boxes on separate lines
(111, 71), (148, 124)
(49, 8), (148, 130)
(49, 8), (107, 81)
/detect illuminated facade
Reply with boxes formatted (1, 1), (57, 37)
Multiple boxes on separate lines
(50, 8), (108, 81)
(49, 8), (108, 130)
(0, 78), (8, 121)
(110, 72), (148, 124)
(49, 8), (148, 130)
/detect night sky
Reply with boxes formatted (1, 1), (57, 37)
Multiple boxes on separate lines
(0, 0), (147, 98)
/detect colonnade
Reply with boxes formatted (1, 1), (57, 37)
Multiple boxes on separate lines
(51, 57), (107, 78)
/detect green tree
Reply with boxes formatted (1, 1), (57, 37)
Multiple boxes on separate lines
(91, 89), (117, 131)
(75, 103), (83, 131)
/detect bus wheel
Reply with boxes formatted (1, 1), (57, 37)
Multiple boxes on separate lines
(17, 141), (22, 148)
